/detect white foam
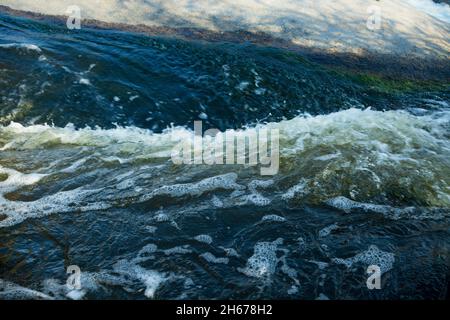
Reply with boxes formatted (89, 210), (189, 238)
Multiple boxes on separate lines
(239, 238), (283, 278)
(153, 212), (170, 222)
(24, 272), (100, 300)
(0, 43), (42, 53)
(287, 285), (299, 295)
(248, 179), (274, 192)
(326, 196), (419, 219)
(134, 243), (158, 262)
(60, 158), (88, 173)
(0, 187), (111, 228)
(41, 269), (158, 300)
(235, 180), (275, 207)
(211, 195), (224, 207)
(139, 173), (244, 202)
(66, 289), (87, 300)
(0, 107), (448, 227)
(282, 179), (309, 201)
(200, 252), (229, 264)
(41, 279), (68, 299)
(194, 234), (213, 244)
(163, 246), (192, 255)
(79, 78), (91, 85)
(314, 152), (341, 161)
(332, 245), (395, 274)
(0, 121), (192, 153)
(261, 215), (286, 222)
(0, 166), (47, 193)
(280, 257), (299, 280)
(0, 279), (52, 300)
(113, 259), (166, 298)
(221, 247), (240, 257)
(241, 192), (271, 206)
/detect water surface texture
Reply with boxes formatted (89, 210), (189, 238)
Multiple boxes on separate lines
(0, 10), (449, 300)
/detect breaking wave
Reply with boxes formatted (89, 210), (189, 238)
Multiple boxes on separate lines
(1, 107), (449, 228)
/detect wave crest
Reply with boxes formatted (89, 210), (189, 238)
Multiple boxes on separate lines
(0, 107), (449, 227)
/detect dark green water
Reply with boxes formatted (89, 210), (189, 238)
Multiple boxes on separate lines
(0, 12), (449, 299)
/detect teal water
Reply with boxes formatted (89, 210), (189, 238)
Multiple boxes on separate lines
(0, 12), (449, 299)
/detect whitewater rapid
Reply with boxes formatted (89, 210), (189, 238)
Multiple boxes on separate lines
(1, 107), (449, 228)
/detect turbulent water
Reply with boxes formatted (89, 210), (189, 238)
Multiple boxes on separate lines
(0, 10), (450, 300)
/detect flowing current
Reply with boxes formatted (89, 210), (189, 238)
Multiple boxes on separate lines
(0, 4), (449, 299)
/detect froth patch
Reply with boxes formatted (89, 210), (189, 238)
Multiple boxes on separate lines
(0, 107), (448, 226)
(0, 166), (47, 193)
(238, 238), (283, 278)
(200, 252), (229, 264)
(0, 188), (111, 228)
(261, 215), (286, 222)
(139, 173), (244, 202)
(325, 196), (447, 220)
(18, 244), (174, 300)
(278, 108), (450, 208)
(0, 279), (52, 300)
(163, 246), (192, 255)
(0, 43), (42, 53)
(113, 260), (166, 298)
(332, 245), (395, 274)
(194, 234), (213, 244)
(0, 121), (192, 152)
